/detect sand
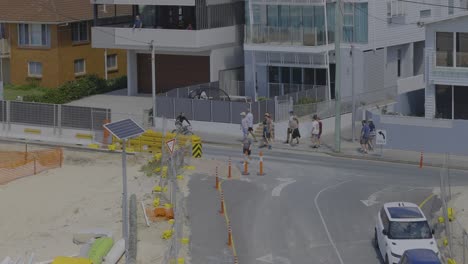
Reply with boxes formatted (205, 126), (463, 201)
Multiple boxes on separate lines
(0, 144), (163, 263)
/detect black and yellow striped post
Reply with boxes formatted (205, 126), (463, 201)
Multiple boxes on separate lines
(192, 135), (202, 158)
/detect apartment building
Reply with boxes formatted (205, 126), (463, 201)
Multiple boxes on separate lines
(423, 14), (468, 120)
(0, 0), (127, 88)
(91, 0), (244, 95)
(243, 0), (466, 104)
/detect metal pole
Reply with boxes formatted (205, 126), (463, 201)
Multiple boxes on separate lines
(122, 139), (129, 264)
(151, 42), (157, 128)
(351, 45), (356, 142)
(104, 48), (108, 80)
(334, 0), (342, 153)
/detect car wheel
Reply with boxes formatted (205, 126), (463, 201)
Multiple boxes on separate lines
(385, 255), (389, 264)
(374, 229), (379, 249)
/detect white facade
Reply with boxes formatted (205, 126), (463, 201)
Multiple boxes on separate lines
(91, 1), (245, 95)
(424, 14), (468, 120)
(244, 0), (466, 106)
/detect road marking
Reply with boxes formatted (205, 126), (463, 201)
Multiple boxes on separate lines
(419, 193), (435, 208)
(272, 178), (296, 197)
(219, 181), (238, 259)
(256, 254), (291, 264)
(314, 180), (352, 264)
(360, 186), (393, 207)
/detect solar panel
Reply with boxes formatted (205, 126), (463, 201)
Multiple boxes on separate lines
(388, 207), (423, 219)
(103, 119), (145, 140)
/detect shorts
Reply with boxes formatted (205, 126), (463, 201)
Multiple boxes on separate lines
(248, 127), (253, 132)
(318, 133), (322, 139)
(312, 134), (319, 139)
(243, 148), (251, 155)
(360, 138), (369, 144)
(263, 132), (271, 139)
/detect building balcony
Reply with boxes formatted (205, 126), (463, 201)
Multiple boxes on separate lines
(92, 25), (243, 52)
(245, 25), (328, 47)
(397, 74), (425, 94)
(0, 38), (10, 58)
(91, 0), (195, 5)
(426, 49), (468, 86)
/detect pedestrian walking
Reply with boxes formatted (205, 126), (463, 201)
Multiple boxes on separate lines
(246, 108), (257, 142)
(368, 119), (376, 151)
(360, 120), (370, 154)
(311, 115), (320, 148)
(288, 111), (300, 145)
(318, 117), (323, 147)
(242, 137), (252, 162)
(240, 112), (249, 140)
(262, 113), (273, 149)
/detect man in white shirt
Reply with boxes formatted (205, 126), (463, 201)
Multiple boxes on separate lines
(246, 109), (257, 142)
(311, 114), (320, 148)
(240, 112), (249, 140)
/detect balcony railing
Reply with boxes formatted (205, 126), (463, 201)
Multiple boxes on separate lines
(0, 38), (10, 58)
(427, 49), (468, 85)
(245, 25), (327, 47)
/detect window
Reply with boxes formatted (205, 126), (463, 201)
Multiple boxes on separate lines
(0, 23), (5, 38)
(18, 24), (50, 47)
(456, 32), (468, 67)
(388, 221), (432, 240)
(28, 62), (42, 77)
(107, 54), (118, 70)
(420, 9), (431, 18)
(436, 85), (453, 119)
(397, 49), (402, 77)
(71, 22), (89, 43)
(436, 32), (454, 66)
(448, 0), (454, 14)
(380, 208), (390, 230)
(74, 59), (86, 75)
(386, 0), (405, 17)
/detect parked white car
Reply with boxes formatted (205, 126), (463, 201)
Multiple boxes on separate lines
(374, 202), (439, 264)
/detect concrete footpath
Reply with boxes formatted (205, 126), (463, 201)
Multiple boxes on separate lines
(196, 123), (468, 171)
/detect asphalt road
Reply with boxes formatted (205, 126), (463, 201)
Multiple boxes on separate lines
(188, 145), (468, 264)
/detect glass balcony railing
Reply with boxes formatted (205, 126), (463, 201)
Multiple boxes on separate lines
(245, 24), (327, 47)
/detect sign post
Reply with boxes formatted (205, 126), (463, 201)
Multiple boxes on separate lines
(376, 129), (387, 157)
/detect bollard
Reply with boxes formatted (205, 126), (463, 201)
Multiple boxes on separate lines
(228, 157), (232, 179)
(227, 221), (233, 246)
(419, 149), (424, 168)
(59, 148), (63, 168)
(215, 166), (219, 190)
(242, 160), (249, 176)
(219, 190), (225, 215)
(257, 151), (265, 176)
(234, 256), (239, 264)
(34, 157), (37, 175)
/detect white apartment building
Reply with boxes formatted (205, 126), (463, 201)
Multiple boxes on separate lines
(91, 0), (244, 95)
(424, 14), (468, 120)
(243, 0), (467, 110)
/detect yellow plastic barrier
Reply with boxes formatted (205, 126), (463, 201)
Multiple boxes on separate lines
(153, 198), (160, 207)
(76, 133), (93, 140)
(162, 229), (173, 240)
(448, 258), (457, 264)
(51, 257), (92, 264)
(88, 143), (99, 149)
(448, 207), (455, 221)
(24, 128), (41, 134)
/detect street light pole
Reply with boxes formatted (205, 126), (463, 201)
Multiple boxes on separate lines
(121, 139), (129, 264)
(351, 45), (356, 142)
(334, 0), (342, 153)
(151, 41), (157, 128)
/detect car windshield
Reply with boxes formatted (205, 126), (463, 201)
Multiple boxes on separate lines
(388, 220), (432, 239)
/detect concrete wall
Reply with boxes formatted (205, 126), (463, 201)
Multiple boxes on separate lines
(368, 110), (468, 156)
(396, 89), (425, 116)
(210, 45), (244, 82)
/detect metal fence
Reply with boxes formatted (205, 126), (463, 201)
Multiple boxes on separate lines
(154, 96), (280, 124)
(438, 153), (468, 264)
(273, 84), (328, 103)
(0, 100), (111, 131)
(162, 81), (246, 98)
(293, 87), (398, 118)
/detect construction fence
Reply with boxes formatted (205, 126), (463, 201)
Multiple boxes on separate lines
(438, 153), (468, 264)
(0, 147), (63, 185)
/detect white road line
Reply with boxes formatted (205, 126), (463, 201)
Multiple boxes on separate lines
(314, 180), (352, 264)
(272, 178), (296, 197)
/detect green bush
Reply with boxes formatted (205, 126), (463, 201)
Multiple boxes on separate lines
(296, 97), (318, 105)
(23, 75), (127, 104)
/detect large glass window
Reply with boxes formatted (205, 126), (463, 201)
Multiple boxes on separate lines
(354, 3), (368, 43)
(28, 61), (43, 77)
(436, 32), (454, 67)
(436, 85), (453, 119)
(456, 33), (468, 67)
(267, 5), (279, 27)
(18, 24), (50, 47)
(268, 66), (279, 83)
(454, 86), (468, 120)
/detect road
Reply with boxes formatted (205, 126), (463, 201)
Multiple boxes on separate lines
(188, 145), (468, 264)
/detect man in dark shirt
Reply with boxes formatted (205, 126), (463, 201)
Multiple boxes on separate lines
(176, 112), (191, 126)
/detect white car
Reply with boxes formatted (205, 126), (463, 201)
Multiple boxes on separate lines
(374, 202), (439, 264)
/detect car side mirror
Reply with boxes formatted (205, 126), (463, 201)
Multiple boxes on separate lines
(382, 229), (388, 236)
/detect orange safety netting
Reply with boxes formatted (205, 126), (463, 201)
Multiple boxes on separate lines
(0, 148), (63, 185)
